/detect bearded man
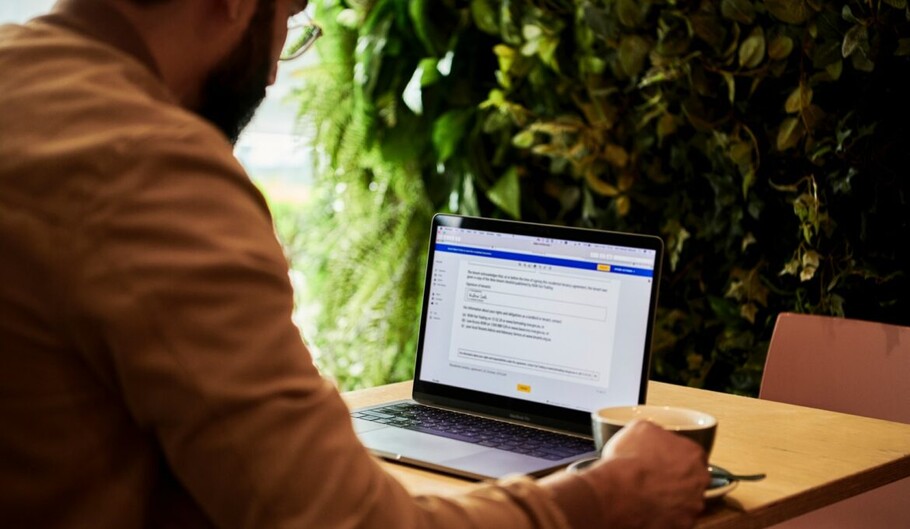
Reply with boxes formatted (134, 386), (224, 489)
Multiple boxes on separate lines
(0, 1), (709, 528)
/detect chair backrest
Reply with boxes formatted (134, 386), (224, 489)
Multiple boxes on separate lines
(761, 312), (910, 424)
(759, 312), (910, 529)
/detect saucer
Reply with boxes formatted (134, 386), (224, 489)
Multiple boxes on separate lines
(566, 458), (738, 499)
(704, 466), (738, 499)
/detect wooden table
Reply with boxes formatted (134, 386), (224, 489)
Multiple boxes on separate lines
(343, 380), (910, 529)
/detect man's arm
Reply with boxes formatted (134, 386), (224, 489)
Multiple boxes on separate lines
(67, 130), (578, 529)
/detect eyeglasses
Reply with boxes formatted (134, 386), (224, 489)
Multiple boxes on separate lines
(280, 11), (322, 62)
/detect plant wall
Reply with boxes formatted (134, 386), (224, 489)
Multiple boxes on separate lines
(292, 0), (910, 393)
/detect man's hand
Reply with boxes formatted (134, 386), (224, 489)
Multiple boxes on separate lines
(581, 419), (710, 529)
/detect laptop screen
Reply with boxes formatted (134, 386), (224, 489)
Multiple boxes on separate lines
(413, 214), (662, 431)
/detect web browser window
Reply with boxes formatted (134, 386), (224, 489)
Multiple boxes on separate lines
(419, 225), (658, 412)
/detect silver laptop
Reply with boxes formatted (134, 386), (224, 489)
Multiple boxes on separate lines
(352, 214), (663, 480)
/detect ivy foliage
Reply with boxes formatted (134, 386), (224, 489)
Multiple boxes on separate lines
(293, 0), (910, 392)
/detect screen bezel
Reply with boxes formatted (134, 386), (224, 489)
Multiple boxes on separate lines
(412, 213), (664, 435)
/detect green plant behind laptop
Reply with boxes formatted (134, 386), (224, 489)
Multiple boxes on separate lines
(290, 0), (910, 393)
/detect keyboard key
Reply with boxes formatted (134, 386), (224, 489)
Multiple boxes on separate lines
(361, 410), (395, 419)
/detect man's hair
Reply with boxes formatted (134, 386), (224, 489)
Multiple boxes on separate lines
(126, 0), (172, 5)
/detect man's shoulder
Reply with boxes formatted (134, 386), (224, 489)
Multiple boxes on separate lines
(0, 20), (257, 230)
(0, 17), (231, 153)
(1, 20), (240, 175)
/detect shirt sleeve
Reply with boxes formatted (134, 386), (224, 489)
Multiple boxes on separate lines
(67, 128), (576, 529)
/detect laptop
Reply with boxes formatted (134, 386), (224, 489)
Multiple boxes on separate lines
(352, 213), (663, 480)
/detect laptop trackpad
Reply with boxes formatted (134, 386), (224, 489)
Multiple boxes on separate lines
(442, 450), (555, 477)
(358, 426), (487, 461)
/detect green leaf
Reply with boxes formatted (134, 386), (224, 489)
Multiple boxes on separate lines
(479, 88), (506, 110)
(487, 166), (522, 219)
(585, 170), (621, 196)
(776, 117), (804, 150)
(581, 188), (598, 220)
(800, 250), (820, 281)
(663, 220), (691, 272)
(399, 56), (444, 114)
(355, 14), (393, 99)
(779, 257), (799, 276)
(768, 35), (794, 60)
(470, 0), (499, 35)
(604, 144), (630, 168)
(619, 35), (651, 78)
(825, 60), (843, 80)
(793, 192), (817, 223)
(409, 0), (442, 56)
(842, 24), (866, 58)
(657, 113), (680, 143)
(615, 195), (631, 217)
(581, 56), (607, 75)
(784, 84), (812, 113)
(883, 0), (908, 9)
(493, 44), (516, 73)
(512, 129), (535, 148)
(812, 39), (842, 67)
(897, 38), (910, 57)
(459, 173), (481, 217)
(432, 109), (473, 163)
(739, 27), (766, 68)
(730, 141), (752, 166)
(740, 303), (758, 324)
(520, 39), (539, 57)
(841, 5), (860, 24)
(418, 58), (441, 86)
(722, 0), (757, 25)
(522, 24), (542, 40)
(618, 0), (649, 28)
(721, 22), (742, 59)
(765, 0), (812, 25)
(499, 0), (522, 44)
(538, 36), (562, 71)
(741, 166), (757, 198)
(828, 294), (845, 317)
(851, 39), (875, 71)
(722, 71), (736, 103)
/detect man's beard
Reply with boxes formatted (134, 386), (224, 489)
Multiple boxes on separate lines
(196, 0), (275, 144)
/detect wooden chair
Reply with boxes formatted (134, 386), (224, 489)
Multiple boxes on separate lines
(759, 312), (910, 528)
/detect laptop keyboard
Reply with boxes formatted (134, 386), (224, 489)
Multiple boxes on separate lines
(352, 402), (595, 461)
